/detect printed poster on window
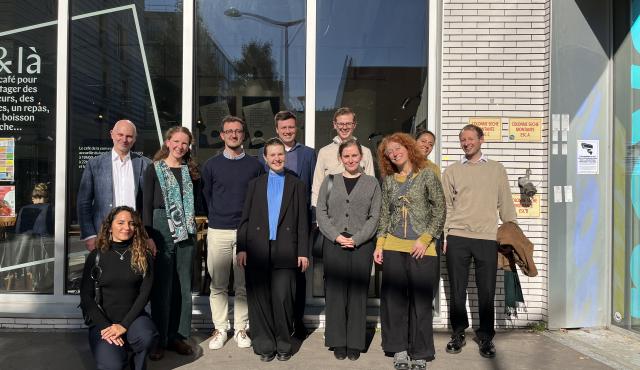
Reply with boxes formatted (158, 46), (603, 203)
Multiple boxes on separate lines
(0, 138), (15, 181)
(0, 185), (15, 217)
(577, 140), (599, 175)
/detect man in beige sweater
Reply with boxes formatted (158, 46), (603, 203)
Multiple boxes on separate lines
(442, 124), (517, 359)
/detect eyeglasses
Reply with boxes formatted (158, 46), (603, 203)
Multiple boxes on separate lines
(334, 122), (355, 128)
(222, 129), (244, 135)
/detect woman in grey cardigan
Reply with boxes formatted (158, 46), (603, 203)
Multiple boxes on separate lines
(316, 139), (381, 361)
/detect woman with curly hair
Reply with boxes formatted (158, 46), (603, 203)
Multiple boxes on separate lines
(80, 206), (157, 370)
(143, 126), (200, 359)
(374, 133), (446, 370)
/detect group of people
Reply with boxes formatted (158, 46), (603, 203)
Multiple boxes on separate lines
(78, 107), (516, 370)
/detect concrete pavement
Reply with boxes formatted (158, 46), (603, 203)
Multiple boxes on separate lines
(0, 328), (626, 369)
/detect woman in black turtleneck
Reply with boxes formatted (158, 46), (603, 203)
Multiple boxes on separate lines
(80, 206), (157, 370)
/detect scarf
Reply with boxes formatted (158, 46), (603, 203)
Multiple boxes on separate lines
(504, 270), (526, 318)
(154, 161), (195, 243)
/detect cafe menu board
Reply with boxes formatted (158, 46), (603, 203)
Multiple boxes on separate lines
(0, 138), (15, 181)
(0, 185), (15, 217)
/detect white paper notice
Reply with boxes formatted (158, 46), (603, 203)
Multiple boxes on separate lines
(552, 143), (558, 155)
(561, 143), (568, 155)
(552, 130), (559, 141)
(561, 114), (570, 130)
(552, 114), (560, 131)
(577, 140), (599, 174)
(200, 101), (230, 128)
(564, 185), (573, 203)
(554, 186), (563, 203)
(243, 100), (275, 142)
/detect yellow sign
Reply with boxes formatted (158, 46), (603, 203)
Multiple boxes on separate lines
(509, 117), (542, 142)
(513, 194), (540, 218)
(468, 117), (501, 142)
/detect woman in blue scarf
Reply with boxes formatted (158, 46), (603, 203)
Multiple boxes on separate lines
(143, 126), (199, 360)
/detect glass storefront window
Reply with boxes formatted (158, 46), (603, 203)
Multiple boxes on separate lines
(0, 0), (58, 294)
(613, 0), (640, 333)
(66, 0), (183, 293)
(194, 0), (306, 160)
(315, 0), (429, 159)
(312, 0), (429, 298)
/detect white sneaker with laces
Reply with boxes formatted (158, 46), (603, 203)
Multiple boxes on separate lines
(234, 329), (252, 348)
(208, 329), (227, 350)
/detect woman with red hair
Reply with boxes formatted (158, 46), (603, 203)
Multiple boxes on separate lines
(374, 133), (445, 370)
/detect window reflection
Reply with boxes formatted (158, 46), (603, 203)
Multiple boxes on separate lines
(195, 0), (306, 160)
(0, 0), (57, 294)
(66, 0), (183, 293)
(313, 0), (429, 298)
(315, 0), (429, 156)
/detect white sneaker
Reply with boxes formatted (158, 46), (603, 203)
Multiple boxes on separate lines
(234, 329), (252, 348)
(208, 329), (227, 350)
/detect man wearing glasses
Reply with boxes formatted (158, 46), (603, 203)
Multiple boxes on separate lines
(311, 107), (375, 209)
(202, 115), (265, 351)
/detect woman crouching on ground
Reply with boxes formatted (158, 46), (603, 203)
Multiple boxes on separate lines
(80, 206), (157, 370)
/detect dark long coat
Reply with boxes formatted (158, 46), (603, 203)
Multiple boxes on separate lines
(237, 170), (309, 269)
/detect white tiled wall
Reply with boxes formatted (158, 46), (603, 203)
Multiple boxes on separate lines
(437, 0), (550, 329)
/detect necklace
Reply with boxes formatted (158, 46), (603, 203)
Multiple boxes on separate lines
(113, 248), (129, 261)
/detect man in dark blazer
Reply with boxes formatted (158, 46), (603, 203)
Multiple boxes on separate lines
(258, 111), (316, 197)
(77, 119), (151, 251)
(237, 138), (309, 362)
(258, 110), (316, 337)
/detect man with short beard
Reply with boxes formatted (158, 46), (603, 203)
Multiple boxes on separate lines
(201, 116), (264, 350)
(441, 124), (517, 359)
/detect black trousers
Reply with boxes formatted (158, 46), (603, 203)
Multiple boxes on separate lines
(446, 235), (498, 341)
(150, 209), (194, 347)
(380, 251), (438, 361)
(324, 239), (374, 350)
(294, 263), (307, 333)
(246, 264), (296, 355)
(88, 315), (157, 370)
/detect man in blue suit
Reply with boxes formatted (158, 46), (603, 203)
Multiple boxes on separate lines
(258, 110), (316, 338)
(77, 119), (151, 251)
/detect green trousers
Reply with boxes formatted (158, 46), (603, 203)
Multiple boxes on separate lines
(150, 209), (194, 346)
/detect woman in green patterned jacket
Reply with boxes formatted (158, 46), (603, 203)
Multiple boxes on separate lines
(374, 132), (446, 370)
(143, 126), (200, 360)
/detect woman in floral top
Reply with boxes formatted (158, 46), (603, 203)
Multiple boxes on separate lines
(374, 132), (445, 370)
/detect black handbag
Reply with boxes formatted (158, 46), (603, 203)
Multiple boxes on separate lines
(78, 251), (105, 326)
(312, 175), (334, 258)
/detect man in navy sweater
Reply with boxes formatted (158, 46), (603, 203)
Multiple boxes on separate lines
(202, 116), (265, 350)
